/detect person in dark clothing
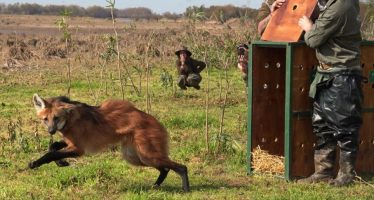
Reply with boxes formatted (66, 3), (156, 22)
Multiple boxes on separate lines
(175, 46), (206, 90)
(237, 43), (249, 85)
(298, 0), (363, 186)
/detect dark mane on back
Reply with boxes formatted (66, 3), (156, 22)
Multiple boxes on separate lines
(53, 96), (97, 108)
(53, 96), (102, 124)
(54, 96), (83, 105)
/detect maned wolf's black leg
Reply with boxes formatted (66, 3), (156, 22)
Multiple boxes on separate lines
(48, 141), (70, 167)
(170, 164), (190, 192)
(49, 141), (68, 151)
(153, 168), (170, 187)
(28, 150), (81, 169)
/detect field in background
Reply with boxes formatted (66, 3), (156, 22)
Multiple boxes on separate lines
(0, 14), (373, 199)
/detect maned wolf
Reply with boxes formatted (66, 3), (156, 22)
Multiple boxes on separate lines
(30, 93), (190, 192)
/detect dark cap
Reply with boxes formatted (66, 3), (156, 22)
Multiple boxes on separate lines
(175, 46), (192, 57)
(236, 43), (249, 50)
(237, 43), (249, 55)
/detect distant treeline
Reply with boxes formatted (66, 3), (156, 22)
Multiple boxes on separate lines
(1, 2), (372, 23)
(0, 3), (258, 21)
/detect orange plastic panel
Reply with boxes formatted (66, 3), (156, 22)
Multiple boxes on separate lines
(261, 0), (317, 42)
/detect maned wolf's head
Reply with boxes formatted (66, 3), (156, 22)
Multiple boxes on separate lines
(33, 93), (72, 135)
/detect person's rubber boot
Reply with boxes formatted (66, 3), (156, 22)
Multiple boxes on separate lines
(330, 147), (357, 186)
(329, 131), (359, 187)
(177, 75), (188, 90)
(329, 159), (356, 186)
(177, 79), (187, 90)
(298, 148), (335, 183)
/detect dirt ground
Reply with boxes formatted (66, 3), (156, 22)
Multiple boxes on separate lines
(0, 14), (250, 35)
(0, 14), (255, 72)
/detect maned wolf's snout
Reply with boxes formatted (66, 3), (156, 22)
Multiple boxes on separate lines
(48, 126), (57, 135)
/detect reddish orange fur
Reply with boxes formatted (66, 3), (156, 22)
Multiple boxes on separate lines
(33, 96), (189, 191)
(37, 98), (177, 167)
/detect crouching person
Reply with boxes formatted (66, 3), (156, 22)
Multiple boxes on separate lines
(175, 46), (206, 90)
(237, 43), (249, 86)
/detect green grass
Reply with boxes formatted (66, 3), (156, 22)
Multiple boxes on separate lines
(1, 157), (373, 200)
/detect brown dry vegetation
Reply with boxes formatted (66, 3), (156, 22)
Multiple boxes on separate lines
(0, 15), (256, 72)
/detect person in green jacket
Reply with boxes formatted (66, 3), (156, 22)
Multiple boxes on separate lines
(257, 0), (286, 35)
(175, 46), (206, 90)
(298, 0), (363, 186)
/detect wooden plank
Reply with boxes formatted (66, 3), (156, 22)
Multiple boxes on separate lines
(290, 44), (374, 176)
(261, 0), (317, 42)
(361, 45), (374, 108)
(357, 44), (374, 173)
(357, 113), (374, 173)
(291, 118), (314, 177)
(251, 46), (285, 156)
(290, 45), (318, 177)
(291, 45), (318, 111)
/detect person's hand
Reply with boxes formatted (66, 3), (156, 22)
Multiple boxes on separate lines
(271, 0), (286, 13)
(237, 55), (248, 72)
(180, 57), (186, 64)
(298, 16), (313, 32)
(180, 61), (185, 69)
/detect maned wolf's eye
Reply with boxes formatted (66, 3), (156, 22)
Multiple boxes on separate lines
(53, 116), (59, 121)
(43, 117), (48, 125)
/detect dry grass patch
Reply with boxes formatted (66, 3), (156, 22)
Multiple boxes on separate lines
(251, 146), (284, 175)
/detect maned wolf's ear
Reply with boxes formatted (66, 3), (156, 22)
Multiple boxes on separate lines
(33, 93), (46, 113)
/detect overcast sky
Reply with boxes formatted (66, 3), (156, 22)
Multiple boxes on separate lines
(3, 0), (262, 14)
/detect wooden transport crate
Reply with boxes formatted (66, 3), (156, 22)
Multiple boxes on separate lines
(247, 40), (374, 179)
